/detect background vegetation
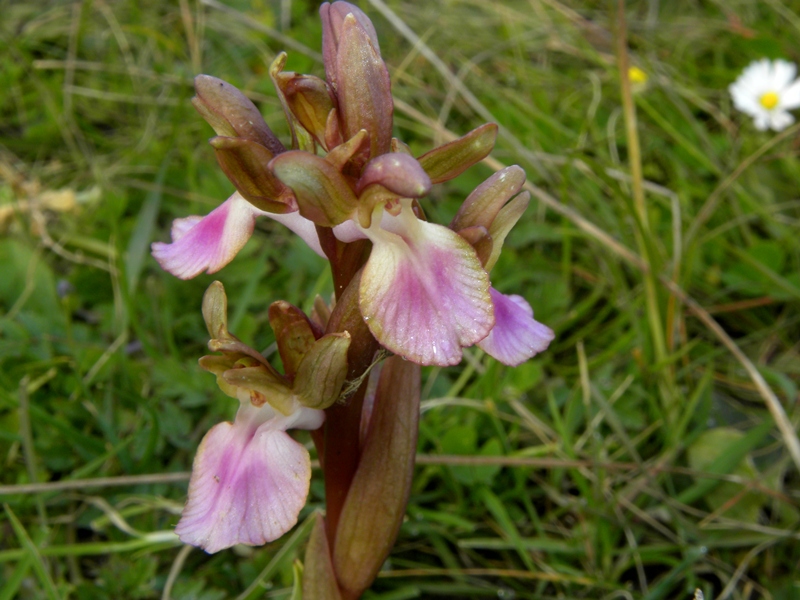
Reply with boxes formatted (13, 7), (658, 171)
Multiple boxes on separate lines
(2, 0), (800, 598)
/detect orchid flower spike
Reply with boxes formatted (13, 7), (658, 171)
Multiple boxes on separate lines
(152, 0), (553, 370)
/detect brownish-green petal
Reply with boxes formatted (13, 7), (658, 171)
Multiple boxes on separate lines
(418, 123), (497, 184)
(210, 137), (295, 213)
(325, 129), (369, 172)
(270, 151), (359, 226)
(294, 333), (351, 409)
(268, 301), (319, 380)
(450, 165), (525, 232)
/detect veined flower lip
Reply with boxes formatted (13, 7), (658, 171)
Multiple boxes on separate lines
(357, 201), (495, 366)
(175, 397), (324, 554)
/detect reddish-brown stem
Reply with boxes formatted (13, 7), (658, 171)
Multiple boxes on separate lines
(323, 379), (368, 546)
(316, 224), (377, 551)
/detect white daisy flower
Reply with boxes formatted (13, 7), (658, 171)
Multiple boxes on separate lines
(729, 58), (800, 132)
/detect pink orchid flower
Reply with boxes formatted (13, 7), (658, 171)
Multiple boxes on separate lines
(176, 393), (323, 553)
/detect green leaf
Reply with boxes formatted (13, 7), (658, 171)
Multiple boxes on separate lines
(686, 428), (765, 523)
(302, 513), (342, 600)
(440, 426), (502, 486)
(126, 156), (168, 293)
(478, 488), (536, 572)
(4, 503), (61, 600)
(333, 357), (420, 599)
(677, 418), (773, 506)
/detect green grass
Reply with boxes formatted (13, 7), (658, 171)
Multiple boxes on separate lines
(2, 0), (800, 598)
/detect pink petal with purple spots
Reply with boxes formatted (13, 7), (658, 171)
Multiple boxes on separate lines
(478, 288), (554, 366)
(359, 207), (493, 366)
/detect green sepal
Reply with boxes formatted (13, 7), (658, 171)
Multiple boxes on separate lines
(294, 333), (351, 410)
(450, 165), (525, 232)
(485, 191), (530, 272)
(302, 513), (343, 600)
(197, 354), (235, 376)
(456, 225), (493, 267)
(270, 151), (359, 227)
(210, 137), (295, 213)
(206, 338), (268, 367)
(324, 108), (344, 153)
(274, 72), (336, 150)
(201, 355), (273, 402)
(418, 123), (497, 184)
(198, 354), (239, 399)
(202, 282), (271, 366)
(222, 365), (295, 415)
(202, 281), (232, 340)
(268, 301), (319, 380)
(270, 53), (316, 153)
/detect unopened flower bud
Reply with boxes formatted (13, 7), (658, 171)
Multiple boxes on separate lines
(321, 1), (382, 90)
(320, 2), (392, 161)
(274, 72), (336, 150)
(193, 75), (285, 156)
